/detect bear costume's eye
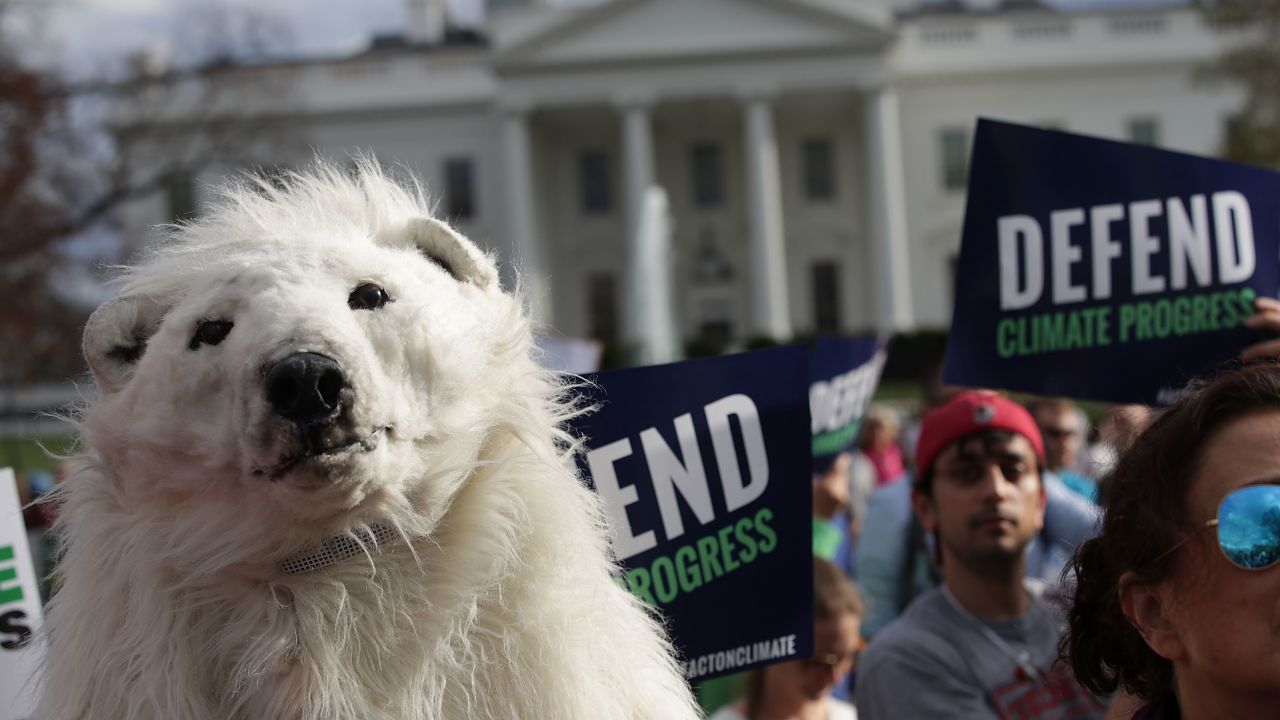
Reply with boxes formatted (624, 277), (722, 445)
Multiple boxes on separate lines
(189, 320), (234, 350)
(349, 283), (392, 311)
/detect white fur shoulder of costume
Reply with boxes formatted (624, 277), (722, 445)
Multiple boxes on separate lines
(36, 160), (699, 720)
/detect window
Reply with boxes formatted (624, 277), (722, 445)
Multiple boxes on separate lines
(443, 158), (475, 220)
(580, 150), (611, 215)
(1127, 116), (1160, 147)
(803, 138), (836, 201)
(691, 228), (733, 284)
(920, 25), (977, 44)
(587, 273), (618, 343)
(690, 143), (723, 208)
(812, 261), (841, 333)
(167, 173), (197, 222)
(1109, 16), (1165, 36)
(696, 297), (734, 351)
(1013, 21), (1072, 40)
(940, 128), (969, 191)
(1224, 113), (1249, 159)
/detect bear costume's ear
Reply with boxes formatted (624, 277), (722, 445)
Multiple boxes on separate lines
(82, 294), (168, 395)
(404, 217), (498, 290)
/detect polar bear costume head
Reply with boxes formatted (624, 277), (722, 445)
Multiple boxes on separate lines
(81, 160), (518, 543)
(38, 160), (698, 720)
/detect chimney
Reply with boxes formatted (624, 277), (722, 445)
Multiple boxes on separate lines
(407, 0), (448, 44)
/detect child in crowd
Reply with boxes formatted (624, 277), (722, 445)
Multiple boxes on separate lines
(708, 556), (864, 720)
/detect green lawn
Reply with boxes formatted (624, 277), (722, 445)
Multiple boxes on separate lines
(0, 435), (76, 474)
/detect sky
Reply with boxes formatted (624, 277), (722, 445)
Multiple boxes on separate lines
(26, 0), (1178, 78)
(32, 0), (422, 75)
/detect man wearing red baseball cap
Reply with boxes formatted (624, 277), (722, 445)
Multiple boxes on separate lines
(854, 391), (1105, 719)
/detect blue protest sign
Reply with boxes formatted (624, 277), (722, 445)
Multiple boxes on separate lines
(809, 336), (889, 465)
(573, 346), (813, 682)
(945, 118), (1280, 404)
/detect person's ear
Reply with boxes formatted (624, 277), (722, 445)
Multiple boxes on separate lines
(911, 487), (937, 534)
(1119, 571), (1186, 661)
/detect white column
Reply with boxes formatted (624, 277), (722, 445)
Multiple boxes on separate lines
(742, 94), (792, 341)
(499, 106), (550, 327)
(864, 86), (915, 332)
(619, 98), (679, 365)
(406, 0), (446, 44)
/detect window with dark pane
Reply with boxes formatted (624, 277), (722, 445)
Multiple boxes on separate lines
(694, 296), (734, 356)
(580, 150), (611, 215)
(940, 128), (969, 191)
(812, 261), (841, 333)
(803, 138), (836, 201)
(587, 273), (618, 342)
(167, 173), (197, 222)
(444, 158), (475, 220)
(1127, 116), (1160, 147)
(690, 143), (723, 208)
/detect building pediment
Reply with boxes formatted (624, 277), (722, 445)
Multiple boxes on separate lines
(496, 0), (893, 71)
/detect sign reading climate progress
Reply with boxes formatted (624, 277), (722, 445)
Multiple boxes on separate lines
(573, 347), (812, 682)
(945, 119), (1280, 404)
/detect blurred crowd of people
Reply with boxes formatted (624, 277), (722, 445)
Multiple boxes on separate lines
(702, 363), (1175, 719)
(827, 381), (1150, 629)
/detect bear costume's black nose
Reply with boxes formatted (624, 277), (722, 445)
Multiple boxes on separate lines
(265, 352), (347, 426)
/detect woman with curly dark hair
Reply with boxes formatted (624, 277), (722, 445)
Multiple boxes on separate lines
(1062, 362), (1280, 719)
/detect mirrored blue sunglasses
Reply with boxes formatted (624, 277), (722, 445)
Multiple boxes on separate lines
(1207, 484), (1280, 571)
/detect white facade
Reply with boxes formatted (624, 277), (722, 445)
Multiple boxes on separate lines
(120, 0), (1246, 359)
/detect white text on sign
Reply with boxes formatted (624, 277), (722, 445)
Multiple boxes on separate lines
(587, 394), (768, 561)
(999, 191), (1256, 310)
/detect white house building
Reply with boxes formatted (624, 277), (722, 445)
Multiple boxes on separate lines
(117, 0), (1246, 364)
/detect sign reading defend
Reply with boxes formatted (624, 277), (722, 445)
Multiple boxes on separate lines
(573, 347), (813, 682)
(945, 119), (1280, 404)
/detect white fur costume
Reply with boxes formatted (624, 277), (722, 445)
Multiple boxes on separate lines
(36, 161), (699, 720)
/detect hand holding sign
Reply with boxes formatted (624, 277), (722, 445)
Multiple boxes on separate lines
(1242, 297), (1280, 362)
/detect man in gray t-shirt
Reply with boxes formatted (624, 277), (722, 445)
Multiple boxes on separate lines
(854, 392), (1104, 720)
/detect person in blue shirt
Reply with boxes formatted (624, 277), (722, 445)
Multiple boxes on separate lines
(1029, 397), (1099, 504)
